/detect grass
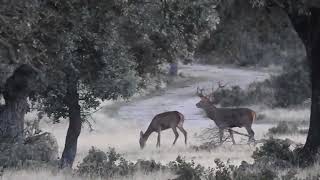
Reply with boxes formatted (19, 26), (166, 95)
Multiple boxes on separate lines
(1, 169), (175, 180)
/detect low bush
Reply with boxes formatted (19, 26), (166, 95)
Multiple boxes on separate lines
(268, 121), (299, 135)
(77, 147), (168, 179)
(168, 156), (207, 180)
(211, 59), (310, 108)
(77, 147), (135, 178)
(271, 60), (310, 108)
(75, 138), (309, 180)
(0, 132), (58, 169)
(212, 82), (274, 107)
(252, 138), (296, 167)
(212, 86), (248, 107)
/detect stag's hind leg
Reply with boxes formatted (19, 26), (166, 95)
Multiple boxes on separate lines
(228, 129), (236, 145)
(177, 126), (187, 145)
(245, 126), (255, 143)
(172, 127), (179, 145)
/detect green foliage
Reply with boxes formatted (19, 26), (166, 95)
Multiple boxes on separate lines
(168, 156), (206, 180)
(77, 147), (167, 178)
(212, 86), (248, 107)
(0, 133), (58, 168)
(214, 159), (233, 180)
(212, 59), (310, 108)
(252, 138), (296, 166)
(77, 147), (135, 178)
(0, 0), (220, 122)
(271, 60), (311, 107)
(268, 121), (299, 135)
(233, 161), (278, 180)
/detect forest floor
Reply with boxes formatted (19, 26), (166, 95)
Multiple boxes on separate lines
(14, 64), (310, 179)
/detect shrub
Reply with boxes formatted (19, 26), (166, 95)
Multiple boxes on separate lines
(77, 147), (135, 178)
(75, 141), (307, 180)
(168, 156), (206, 180)
(214, 159), (233, 180)
(252, 138), (296, 167)
(212, 82), (275, 107)
(213, 86), (248, 107)
(211, 59), (310, 108)
(268, 121), (299, 135)
(77, 147), (169, 178)
(0, 132), (58, 169)
(135, 159), (165, 173)
(271, 60), (310, 107)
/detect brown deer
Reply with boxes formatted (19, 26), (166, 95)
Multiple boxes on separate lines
(139, 111), (187, 149)
(196, 84), (256, 144)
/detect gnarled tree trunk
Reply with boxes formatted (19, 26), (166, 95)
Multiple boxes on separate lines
(60, 75), (82, 168)
(287, 7), (320, 163)
(0, 64), (38, 142)
(301, 8), (320, 158)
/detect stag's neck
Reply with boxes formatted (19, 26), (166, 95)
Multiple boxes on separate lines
(203, 105), (217, 119)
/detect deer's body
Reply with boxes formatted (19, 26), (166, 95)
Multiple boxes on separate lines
(203, 106), (255, 129)
(196, 86), (255, 144)
(139, 111), (187, 149)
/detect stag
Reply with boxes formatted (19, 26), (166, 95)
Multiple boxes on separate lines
(196, 83), (256, 144)
(139, 111), (187, 149)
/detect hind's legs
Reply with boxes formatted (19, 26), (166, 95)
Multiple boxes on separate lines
(178, 126), (188, 145)
(172, 127), (179, 145)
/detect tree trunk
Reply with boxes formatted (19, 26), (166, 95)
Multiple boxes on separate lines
(60, 76), (82, 168)
(287, 8), (320, 164)
(301, 8), (320, 158)
(0, 64), (38, 142)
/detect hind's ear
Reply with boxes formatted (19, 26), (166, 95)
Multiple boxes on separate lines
(140, 131), (144, 137)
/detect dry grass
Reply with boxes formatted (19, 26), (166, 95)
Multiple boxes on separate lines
(24, 107), (309, 168)
(1, 169), (175, 180)
(17, 65), (313, 179)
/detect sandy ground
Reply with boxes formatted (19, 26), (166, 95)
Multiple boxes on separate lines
(10, 64), (310, 179)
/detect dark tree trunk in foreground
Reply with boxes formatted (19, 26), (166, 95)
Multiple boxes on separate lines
(0, 64), (38, 142)
(288, 8), (320, 163)
(60, 74), (82, 168)
(301, 8), (320, 158)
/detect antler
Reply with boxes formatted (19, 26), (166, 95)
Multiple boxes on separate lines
(207, 81), (228, 102)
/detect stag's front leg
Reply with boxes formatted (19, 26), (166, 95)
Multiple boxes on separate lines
(219, 129), (224, 145)
(228, 129), (236, 145)
(245, 126), (255, 144)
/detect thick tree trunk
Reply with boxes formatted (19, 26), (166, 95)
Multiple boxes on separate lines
(302, 8), (320, 157)
(60, 77), (82, 168)
(0, 64), (38, 142)
(287, 8), (320, 164)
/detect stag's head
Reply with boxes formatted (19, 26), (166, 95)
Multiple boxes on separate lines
(196, 82), (227, 109)
(139, 131), (147, 149)
(196, 87), (213, 109)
